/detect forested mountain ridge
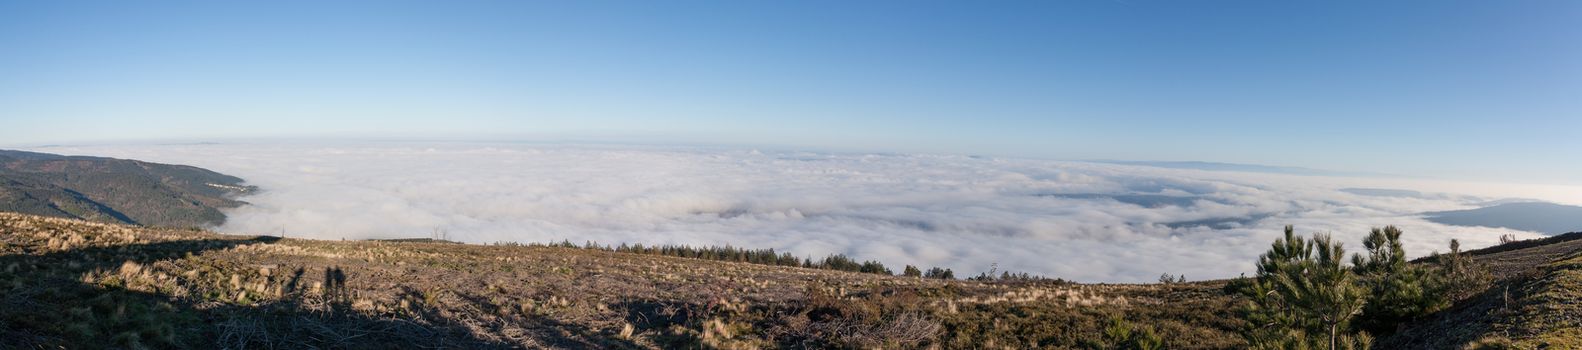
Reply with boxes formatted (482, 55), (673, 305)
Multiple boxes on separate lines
(0, 149), (254, 228)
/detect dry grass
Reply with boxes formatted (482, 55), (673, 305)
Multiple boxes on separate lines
(0, 212), (1248, 349)
(1493, 253), (1582, 349)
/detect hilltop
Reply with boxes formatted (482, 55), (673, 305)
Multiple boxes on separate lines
(3, 212), (1581, 349)
(0, 150), (255, 228)
(0, 212), (1238, 349)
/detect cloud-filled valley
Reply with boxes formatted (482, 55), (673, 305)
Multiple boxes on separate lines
(34, 142), (1582, 282)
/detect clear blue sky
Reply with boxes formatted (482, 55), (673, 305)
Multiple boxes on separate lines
(1, 0), (1578, 184)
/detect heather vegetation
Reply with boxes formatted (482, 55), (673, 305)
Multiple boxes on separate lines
(0, 212), (1241, 349)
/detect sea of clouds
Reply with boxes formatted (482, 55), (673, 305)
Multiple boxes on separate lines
(33, 142), (1581, 283)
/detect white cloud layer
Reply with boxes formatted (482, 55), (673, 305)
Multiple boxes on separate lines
(33, 142), (1582, 282)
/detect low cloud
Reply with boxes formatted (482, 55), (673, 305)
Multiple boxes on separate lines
(34, 142), (1579, 282)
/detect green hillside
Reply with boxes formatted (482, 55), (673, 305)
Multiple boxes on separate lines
(0, 150), (255, 228)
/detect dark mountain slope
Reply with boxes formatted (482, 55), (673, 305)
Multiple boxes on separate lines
(1424, 202), (1582, 235)
(0, 149), (254, 227)
(0, 174), (133, 223)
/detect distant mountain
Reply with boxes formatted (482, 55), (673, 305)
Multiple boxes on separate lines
(0, 149), (255, 228)
(1424, 202), (1582, 235)
(1339, 188), (1431, 198)
(1469, 197), (1549, 207)
(1088, 160), (1397, 178)
(1038, 193), (1210, 208)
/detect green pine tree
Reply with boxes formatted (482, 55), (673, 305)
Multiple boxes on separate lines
(1350, 226), (1452, 334)
(1237, 226), (1370, 350)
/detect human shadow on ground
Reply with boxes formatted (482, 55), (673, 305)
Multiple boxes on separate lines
(0, 236), (520, 349)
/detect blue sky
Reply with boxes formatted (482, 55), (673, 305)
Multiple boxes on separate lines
(1, 0), (1578, 184)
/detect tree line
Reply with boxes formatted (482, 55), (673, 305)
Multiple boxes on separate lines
(504, 240), (966, 279)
